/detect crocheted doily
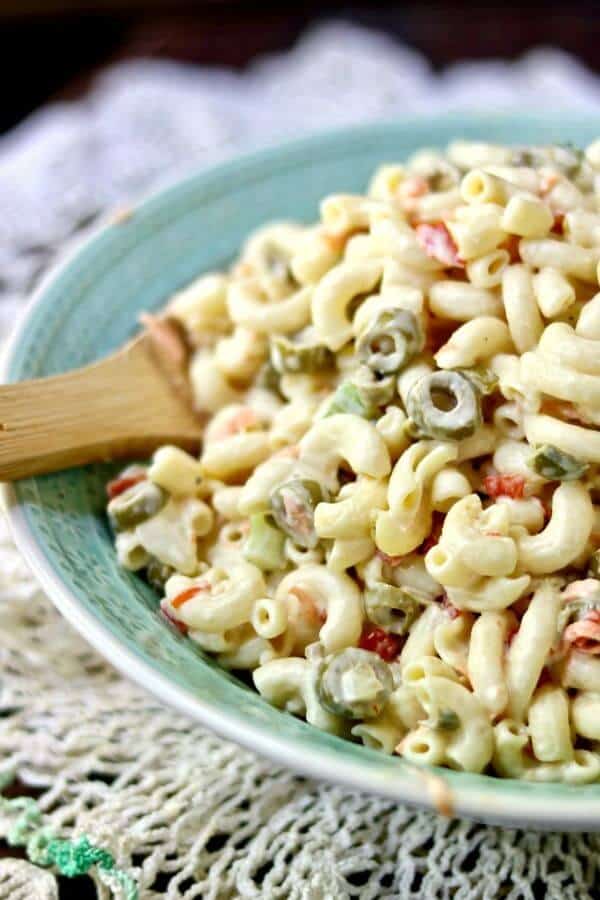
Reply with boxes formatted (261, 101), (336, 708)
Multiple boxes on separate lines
(2, 22), (600, 899)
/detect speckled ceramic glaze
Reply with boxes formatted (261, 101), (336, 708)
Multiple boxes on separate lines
(5, 115), (600, 830)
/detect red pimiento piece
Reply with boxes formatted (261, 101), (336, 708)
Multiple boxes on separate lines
(161, 606), (188, 635)
(415, 222), (464, 268)
(359, 625), (403, 662)
(171, 583), (209, 609)
(482, 473), (526, 500)
(106, 473), (146, 499)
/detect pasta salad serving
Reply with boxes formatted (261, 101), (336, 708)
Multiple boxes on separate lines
(107, 138), (600, 783)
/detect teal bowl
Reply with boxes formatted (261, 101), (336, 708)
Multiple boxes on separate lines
(5, 114), (600, 830)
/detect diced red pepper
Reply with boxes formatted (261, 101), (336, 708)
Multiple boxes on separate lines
(482, 473), (526, 500)
(106, 473), (146, 499)
(415, 222), (464, 268)
(171, 582), (209, 609)
(359, 625), (403, 662)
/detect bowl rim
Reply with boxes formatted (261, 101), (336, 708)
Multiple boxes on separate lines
(4, 112), (600, 830)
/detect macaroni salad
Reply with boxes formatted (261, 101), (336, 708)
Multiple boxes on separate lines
(107, 139), (600, 782)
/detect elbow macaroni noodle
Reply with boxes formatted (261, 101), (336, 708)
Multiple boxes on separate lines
(106, 138), (600, 783)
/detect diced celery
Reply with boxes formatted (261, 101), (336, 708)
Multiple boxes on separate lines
(322, 382), (376, 419)
(243, 513), (286, 571)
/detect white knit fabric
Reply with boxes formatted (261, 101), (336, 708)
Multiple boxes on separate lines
(2, 22), (600, 899)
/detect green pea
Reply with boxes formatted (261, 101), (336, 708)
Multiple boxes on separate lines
(108, 481), (167, 532)
(351, 365), (396, 409)
(243, 513), (286, 571)
(406, 370), (481, 440)
(270, 335), (335, 375)
(364, 583), (426, 636)
(322, 382), (377, 420)
(146, 556), (174, 593)
(357, 308), (424, 376)
(528, 444), (589, 481)
(270, 479), (325, 549)
(315, 648), (394, 720)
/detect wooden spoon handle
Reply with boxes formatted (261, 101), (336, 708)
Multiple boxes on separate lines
(0, 333), (201, 481)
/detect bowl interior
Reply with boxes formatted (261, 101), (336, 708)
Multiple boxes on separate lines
(8, 114), (600, 828)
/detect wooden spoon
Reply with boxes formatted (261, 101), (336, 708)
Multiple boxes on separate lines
(0, 315), (202, 481)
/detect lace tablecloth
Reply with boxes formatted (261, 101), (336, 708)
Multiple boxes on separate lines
(2, 22), (600, 899)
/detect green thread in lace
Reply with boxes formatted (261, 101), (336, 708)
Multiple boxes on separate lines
(0, 772), (138, 899)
